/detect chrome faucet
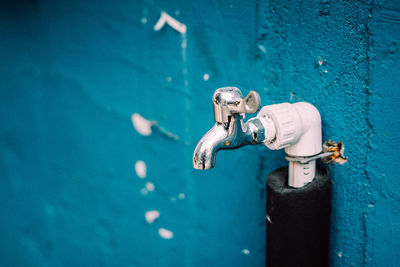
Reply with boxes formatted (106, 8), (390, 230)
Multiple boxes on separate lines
(193, 87), (273, 170)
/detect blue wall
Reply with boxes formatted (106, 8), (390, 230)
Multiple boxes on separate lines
(0, 0), (399, 266)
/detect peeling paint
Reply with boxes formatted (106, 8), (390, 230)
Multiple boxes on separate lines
(242, 249), (250, 255)
(153, 11), (187, 34)
(131, 113), (179, 140)
(131, 113), (153, 136)
(145, 210), (160, 224)
(135, 160), (147, 179)
(141, 188), (149, 196)
(145, 182), (155, 192)
(158, 228), (174, 239)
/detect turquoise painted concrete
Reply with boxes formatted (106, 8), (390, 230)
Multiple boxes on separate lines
(0, 0), (399, 266)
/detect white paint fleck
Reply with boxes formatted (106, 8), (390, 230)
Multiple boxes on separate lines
(181, 36), (187, 49)
(146, 182), (155, 192)
(131, 112), (179, 141)
(178, 193), (185, 200)
(141, 17), (147, 24)
(324, 69), (328, 73)
(258, 44), (267, 54)
(158, 228), (174, 239)
(203, 73), (210, 81)
(242, 249), (250, 255)
(338, 251), (343, 258)
(141, 188), (148, 195)
(145, 210), (160, 224)
(157, 126), (180, 141)
(135, 160), (147, 178)
(153, 11), (187, 34)
(166, 76), (172, 82)
(318, 59), (323, 66)
(131, 113), (153, 136)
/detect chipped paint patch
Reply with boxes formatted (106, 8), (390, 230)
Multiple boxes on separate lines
(145, 182), (155, 192)
(203, 73), (210, 81)
(242, 249), (250, 255)
(135, 160), (147, 178)
(145, 210), (160, 224)
(338, 251), (343, 258)
(258, 44), (267, 54)
(141, 188), (148, 195)
(157, 125), (180, 141)
(131, 113), (179, 140)
(181, 35), (187, 49)
(131, 113), (153, 136)
(178, 193), (185, 200)
(318, 59), (323, 66)
(141, 17), (147, 24)
(158, 228), (174, 239)
(153, 11), (187, 34)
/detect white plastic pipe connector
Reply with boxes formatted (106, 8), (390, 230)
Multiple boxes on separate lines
(257, 102), (322, 187)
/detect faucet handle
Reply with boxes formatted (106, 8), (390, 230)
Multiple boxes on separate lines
(239, 91), (261, 113)
(213, 87), (261, 123)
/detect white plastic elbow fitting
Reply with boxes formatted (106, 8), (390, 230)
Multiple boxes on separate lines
(257, 102), (322, 187)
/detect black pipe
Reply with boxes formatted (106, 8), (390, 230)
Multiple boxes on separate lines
(266, 166), (331, 267)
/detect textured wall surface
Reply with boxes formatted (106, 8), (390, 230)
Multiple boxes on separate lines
(258, 0), (400, 266)
(0, 0), (399, 266)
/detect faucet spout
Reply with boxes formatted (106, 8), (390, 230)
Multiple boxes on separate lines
(192, 123), (229, 170)
(192, 117), (270, 170)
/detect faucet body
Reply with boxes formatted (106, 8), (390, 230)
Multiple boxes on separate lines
(193, 87), (322, 188)
(193, 87), (276, 170)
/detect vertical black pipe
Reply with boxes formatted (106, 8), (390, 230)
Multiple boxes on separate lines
(266, 166), (331, 267)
